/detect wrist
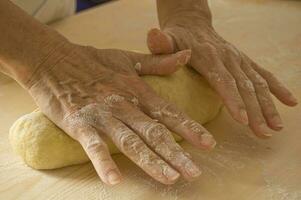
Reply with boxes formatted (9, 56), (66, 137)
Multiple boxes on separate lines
(157, 0), (212, 29)
(0, 0), (74, 88)
(23, 36), (76, 89)
(1, 33), (72, 88)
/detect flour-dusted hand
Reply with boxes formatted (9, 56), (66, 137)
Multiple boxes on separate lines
(148, 0), (298, 138)
(0, 0), (218, 186)
(24, 41), (218, 185)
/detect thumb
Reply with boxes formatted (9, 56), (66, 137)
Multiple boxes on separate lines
(147, 28), (176, 54)
(125, 49), (191, 76)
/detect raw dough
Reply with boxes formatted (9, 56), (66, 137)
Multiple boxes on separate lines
(9, 66), (222, 169)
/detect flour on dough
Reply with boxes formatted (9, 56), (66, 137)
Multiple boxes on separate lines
(9, 66), (222, 169)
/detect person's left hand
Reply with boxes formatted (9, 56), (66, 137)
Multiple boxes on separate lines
(146, 12), (298, 138)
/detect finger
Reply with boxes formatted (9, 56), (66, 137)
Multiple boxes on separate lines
(134, 82), (216, 150)
(124, 49), (191, 75)
(238, 61), (273, 137)
(244, 55), (298, 106)
(192, 44), (248, 125)
(98, 116), (180, 185)
(111, 101), (201, 180)
(241, 60), (283, 131)
(223, 53), (273, 137)
(147, 28), (176, 54)
(67, 122), (122, 185)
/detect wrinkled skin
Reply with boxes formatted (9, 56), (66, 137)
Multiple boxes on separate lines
(147, 1), (298, 138)
(27, 42), (216, 185)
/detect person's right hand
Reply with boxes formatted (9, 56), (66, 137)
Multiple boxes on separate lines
(25, 41), (216, 185)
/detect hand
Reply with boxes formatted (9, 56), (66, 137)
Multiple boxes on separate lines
(147, 8), (298, 138)
(26, 41), (217, 185)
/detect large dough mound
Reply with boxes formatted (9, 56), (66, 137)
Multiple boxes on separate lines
(9, 66), (222, 169)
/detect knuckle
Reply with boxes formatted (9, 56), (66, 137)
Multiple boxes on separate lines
(207, 71), (221, 83)
(118, 131), (144, 154)
(258, 93), (273, 106)
(253, 73), (268, 89)
(85, 140), (110, 161)
(182, 119), (205, 134)
(85, 139), (106, 153)
(151, 101), (180, 119)
(130, 96), (139, 106)
(201, 42), (216, 52)
(225, 43), (240, 57)
(220, 74), (236, 86)
(143, 122), (172, 146)
(236, 71), (248, 81)
(104, 94), (126, 107)
(197, 42), (219, 58)
(117, 130), (159, 167)
(64, 104), (112, 131)
(239, 79), (256, 94)
(254, 78), (269, 89)
(206, 46), (216, 54)
(164, 149), (183, 163)
(162, 104), (183, 120)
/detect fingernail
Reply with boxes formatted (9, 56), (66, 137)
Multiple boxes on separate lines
(271, 116), (283, 130)
(289, 95), (298, 105)
(239, 109), (249, 125)
(258, 124), (273, 137)
(176, 50), (191, 65)
(200, 133), (216, 149)
(165, 167), (180, 181)
(185, 161), (202, 178)
(107, 170), (121, 185)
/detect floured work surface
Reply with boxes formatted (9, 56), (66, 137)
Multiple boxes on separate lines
(0, 0), (301, 199)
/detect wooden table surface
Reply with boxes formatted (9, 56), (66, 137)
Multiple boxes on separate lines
(1, 0), (301, 199)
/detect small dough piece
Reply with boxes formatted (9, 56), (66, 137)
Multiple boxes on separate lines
(9, 66), (222, 169)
